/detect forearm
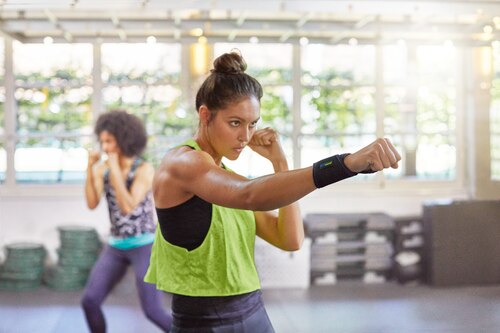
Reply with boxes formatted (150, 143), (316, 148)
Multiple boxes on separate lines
(108, 170), (135, 214)
(238, 167), (316, 211)
(85, 168), (99, 209)
(274, 159), (304, 250)
(276, 203), (303, 250)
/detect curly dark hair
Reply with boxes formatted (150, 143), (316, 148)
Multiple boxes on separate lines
(94, 110), (147, 157)
(195, 51), (263, 113)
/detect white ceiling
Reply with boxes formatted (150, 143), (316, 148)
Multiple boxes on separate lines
(1, 0), (500, 44)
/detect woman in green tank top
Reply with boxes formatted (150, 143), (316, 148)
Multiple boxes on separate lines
(146, 51), (401, 332)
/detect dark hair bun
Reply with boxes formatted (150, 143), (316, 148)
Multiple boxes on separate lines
(212, 51), (247, 74)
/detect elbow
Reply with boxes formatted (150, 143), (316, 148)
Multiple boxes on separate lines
(118, 203), (133, 215)
(282, 235), (304, 252)
(86, 201), (98, 210)
(283, 244), (301, 252)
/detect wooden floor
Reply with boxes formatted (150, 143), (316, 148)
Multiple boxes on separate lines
(1, 280), (500, 333)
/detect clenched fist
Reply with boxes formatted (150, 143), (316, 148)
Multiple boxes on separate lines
(344, 138), (401, 173)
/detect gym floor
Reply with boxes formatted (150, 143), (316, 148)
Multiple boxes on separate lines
(1, 279), (500, 333)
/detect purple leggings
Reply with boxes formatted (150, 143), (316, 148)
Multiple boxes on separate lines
(81, 243), (172, 333)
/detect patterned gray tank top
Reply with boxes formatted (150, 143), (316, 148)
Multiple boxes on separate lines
(104, 158), (156, 238)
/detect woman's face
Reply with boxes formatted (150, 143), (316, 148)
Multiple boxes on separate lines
(99, 130), (121, 155)
(207, 96), (260, 161)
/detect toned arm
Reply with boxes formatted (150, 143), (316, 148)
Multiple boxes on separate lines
(85, 164), (104, 209)
(156, 147), (316, 212)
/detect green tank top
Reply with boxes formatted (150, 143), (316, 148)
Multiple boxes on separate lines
(144, 139), (261, 296)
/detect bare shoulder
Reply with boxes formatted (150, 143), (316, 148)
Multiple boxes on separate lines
(153, 146), (214, 208)
(136, 161), (154, 176)
(134, 161), (155, 183)
(158, 146), (215, 179)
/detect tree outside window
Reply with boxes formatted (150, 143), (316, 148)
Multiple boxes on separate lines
(13, 42), (93, 183)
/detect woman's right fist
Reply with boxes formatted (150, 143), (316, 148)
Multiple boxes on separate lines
(344, 138), (401, 173)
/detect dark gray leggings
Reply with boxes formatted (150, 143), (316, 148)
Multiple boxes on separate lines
(81, 244), (172, 333)
(170, 305), (275, 333)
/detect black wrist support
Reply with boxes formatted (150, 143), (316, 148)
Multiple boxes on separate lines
(312, 153), (358, 188)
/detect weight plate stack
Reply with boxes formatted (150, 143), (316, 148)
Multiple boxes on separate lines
(0, 242), (46, 291)
(44, 226), (101, 291)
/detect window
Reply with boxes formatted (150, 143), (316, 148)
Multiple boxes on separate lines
(383, 44), (408, 180)
(301, 44), (376, 175)
(0, 88), (4, 184)
(101, 43), (186, 167)
(0, 38), (5, 183)
(0, 39), (466, 189)
(13, 42), (93, 183)
(215, 43), (293, 177)
(0, 141), (5, 183)
(415, 45), (457, 180)
(491, 44), (500, 180)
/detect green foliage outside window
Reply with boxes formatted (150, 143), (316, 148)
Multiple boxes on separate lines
(16, 85), (92, 141)
(302, 69), (375, 149)
(103, 68), (179, 85)
(248, 68), (292, 85)
(16, 68), (91, 86)
(417, 87), (456, 135)
(246, 68), (292, 133)
(260, 90), (289, 131)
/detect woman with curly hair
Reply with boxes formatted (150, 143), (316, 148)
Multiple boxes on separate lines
(145, 51), (401, 332)
(82, 110), (172, 332)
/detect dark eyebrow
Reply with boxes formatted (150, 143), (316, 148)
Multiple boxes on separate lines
(228, 116), (261, 123)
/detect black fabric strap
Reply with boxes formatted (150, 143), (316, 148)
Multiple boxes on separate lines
(312, 153), (358, 188)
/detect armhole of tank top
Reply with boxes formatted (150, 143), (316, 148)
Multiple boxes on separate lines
(126, 158), (144, 187)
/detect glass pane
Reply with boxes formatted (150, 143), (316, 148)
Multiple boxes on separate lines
(14, 42), (92, 86)
(260, 85), (293, 134)
(416, 134), (456, 180)
(102, 43), (181, 84)
(16, 86), (93, 134)
(102, 84), (195, 137)
(491, 98), (500, 133)
(417, 85), (456, 133)
(491, 134), (500, 161)
(418, 45), (456, 85)
(491, 44), (500, 180)
(0, 37), (4, 81)
(492, 161), (500, 181)
(299, 134), (375, 168)
(223, 135), (293, 178)
(214, 43), (292, 84)
(301, 86), (376, 135)
(146, 134), (193, 168)
(15, 136), (92, 184)
(302, 44), (375, 85)
(0, 87), (5, 136)
(0, 141), (5, 183)
(384, 87), (415, 134)
(384, 44), (408, 85)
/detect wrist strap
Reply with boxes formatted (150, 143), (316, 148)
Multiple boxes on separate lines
(312, 153), (357, 188)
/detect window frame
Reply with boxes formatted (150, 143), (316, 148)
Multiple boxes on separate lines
(0, 39), (474, 198)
